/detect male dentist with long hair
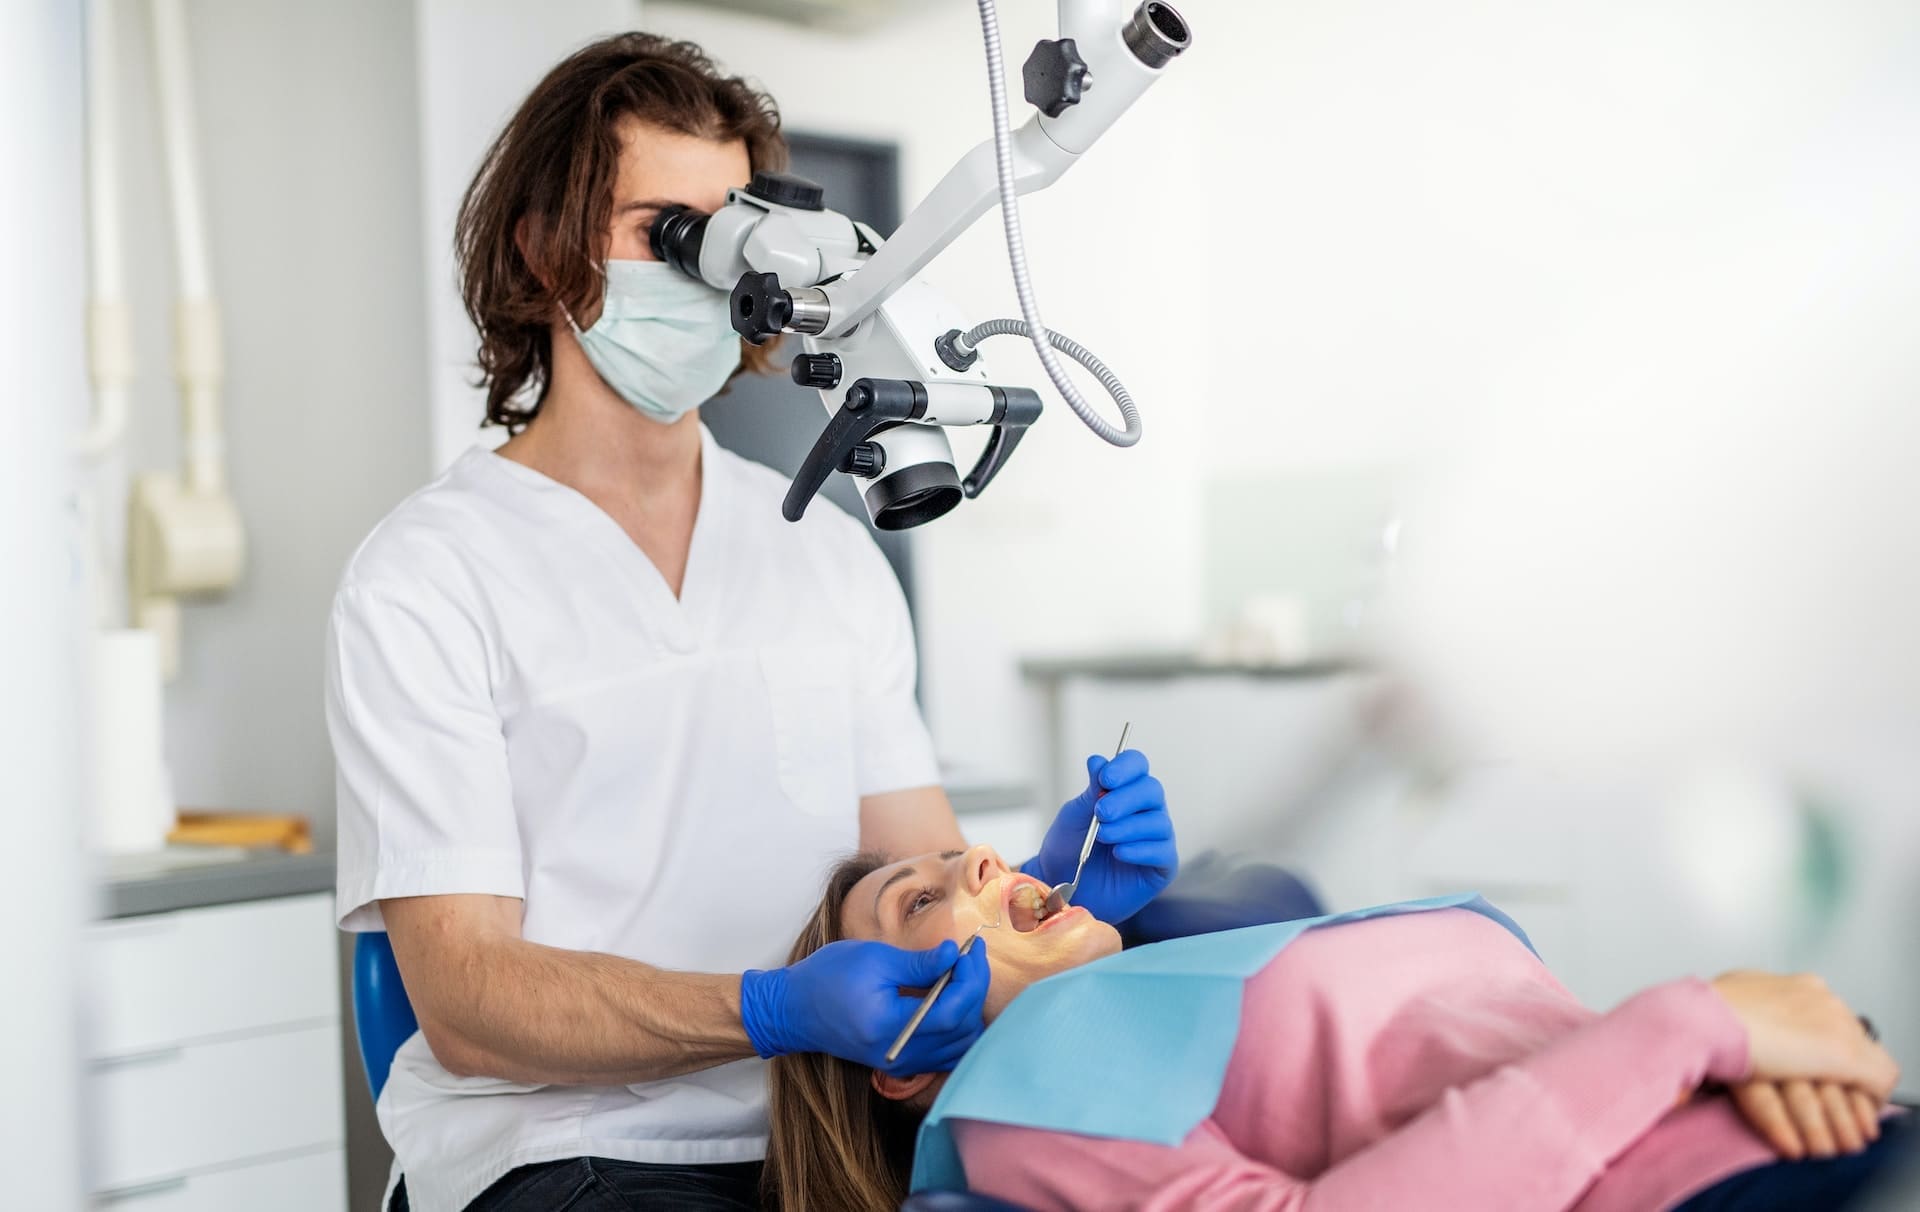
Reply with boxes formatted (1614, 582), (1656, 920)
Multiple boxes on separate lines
(326, 32), (1176, 1212)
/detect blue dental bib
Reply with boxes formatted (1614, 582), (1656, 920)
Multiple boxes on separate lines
(910, 894), (1534, 1194)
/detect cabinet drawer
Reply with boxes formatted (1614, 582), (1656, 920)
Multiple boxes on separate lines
(86, 893), (338, 1057)
(91, 1022), (344, 1192)
(95, 1147), (346, 1212)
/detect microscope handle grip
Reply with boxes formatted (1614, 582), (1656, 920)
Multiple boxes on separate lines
(961, 387), (1044, 499)
(782, 379), (920, 523)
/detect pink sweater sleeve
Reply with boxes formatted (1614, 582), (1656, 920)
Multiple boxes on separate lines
(952, 978), (1751, 1212)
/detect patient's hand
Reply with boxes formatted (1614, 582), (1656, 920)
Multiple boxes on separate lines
(1710, 971), (1900, 1102)
(1729, 1077), (1883, 1160)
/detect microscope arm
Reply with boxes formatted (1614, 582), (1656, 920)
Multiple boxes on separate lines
(820, 0), (1185, 338)
(819, 119), (1068, 338)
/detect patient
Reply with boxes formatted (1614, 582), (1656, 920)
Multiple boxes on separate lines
(765, 845), (1907, 1212)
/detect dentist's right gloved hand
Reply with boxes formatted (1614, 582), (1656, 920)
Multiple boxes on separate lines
(738, 937), (989, 1076)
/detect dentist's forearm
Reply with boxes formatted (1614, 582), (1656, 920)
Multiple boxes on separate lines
(442, 936), (755, 1084)
(381, 895), (757, 1086)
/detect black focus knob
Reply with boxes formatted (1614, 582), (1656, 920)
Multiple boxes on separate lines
(746, 170), (825, 212)
(730, 272), (793, 345)
(841, 442), (886, 479)
(1023, 38), (1090, 118)
(789, 353), (843, 390)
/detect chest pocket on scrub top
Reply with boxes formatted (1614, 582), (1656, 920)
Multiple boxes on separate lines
(757, 645), (858, 819)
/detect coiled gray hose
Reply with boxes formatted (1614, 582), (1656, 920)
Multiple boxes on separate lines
(956, 318), (1138, 435)
(972, 0), (1144, 447)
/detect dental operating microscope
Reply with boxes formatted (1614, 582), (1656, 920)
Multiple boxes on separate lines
(649, 0), (1191, 529)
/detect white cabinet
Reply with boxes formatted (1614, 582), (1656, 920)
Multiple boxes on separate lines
(84, 893), (346, 1208)
(91, 1148), (346, 1211)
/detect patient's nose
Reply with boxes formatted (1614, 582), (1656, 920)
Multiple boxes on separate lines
(961, 844), (1008, 895)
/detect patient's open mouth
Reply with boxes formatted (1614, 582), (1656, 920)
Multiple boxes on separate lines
(1003, 876), (1055, 933)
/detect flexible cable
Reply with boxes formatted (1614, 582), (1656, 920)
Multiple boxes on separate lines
(972, 0), (1143, 446)
(957, 318), (1137, 436)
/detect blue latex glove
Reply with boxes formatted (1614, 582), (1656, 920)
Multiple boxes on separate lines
(739, 937), (989, 1076)
(1022, 748), (1177, 924)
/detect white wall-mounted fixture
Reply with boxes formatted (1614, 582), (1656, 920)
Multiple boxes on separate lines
(128, 0), (246, 676)
(79, 0), (131, 466)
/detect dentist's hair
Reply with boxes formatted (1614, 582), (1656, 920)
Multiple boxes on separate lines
(455, 32), (787, 432)
(765, 851), (926, 1212)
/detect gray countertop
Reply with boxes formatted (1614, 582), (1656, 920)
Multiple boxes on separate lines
(1020, 653), (1357, 681)
(101, 847), (335, 919)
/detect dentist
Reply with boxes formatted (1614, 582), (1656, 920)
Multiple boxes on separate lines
(324, 33), (1175, 1212)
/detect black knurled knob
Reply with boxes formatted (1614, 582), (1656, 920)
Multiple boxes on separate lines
(789, 353), (843, 390)
(747, 170), (825, 212)
(730, 272), (792, 345)
(1023, 38), (1090, 119)
(841, 442), (886, 479)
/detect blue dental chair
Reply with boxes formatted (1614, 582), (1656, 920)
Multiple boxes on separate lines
(351, 853), (1323, 1211)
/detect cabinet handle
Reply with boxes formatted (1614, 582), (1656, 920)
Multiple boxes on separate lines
(96, 1176), (188, 1202)
(90, 1046), (184, 1072)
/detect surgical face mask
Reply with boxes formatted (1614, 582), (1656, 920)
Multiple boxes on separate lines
(562, 259), (740, 423)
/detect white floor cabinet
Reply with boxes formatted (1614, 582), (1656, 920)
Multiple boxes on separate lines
(84, 892), (347, 1210)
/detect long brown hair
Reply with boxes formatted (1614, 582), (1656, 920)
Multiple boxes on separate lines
(454, 32), (788, 432)
(765, 852), (928, 1212)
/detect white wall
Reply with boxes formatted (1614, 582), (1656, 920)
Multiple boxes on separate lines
(89, 0), (433, 847)
(1, 1), (88, 1204)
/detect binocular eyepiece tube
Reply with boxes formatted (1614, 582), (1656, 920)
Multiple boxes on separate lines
(648, 204), (710, 279)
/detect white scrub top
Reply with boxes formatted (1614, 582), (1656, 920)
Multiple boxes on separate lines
(325, 425), (939, 1212)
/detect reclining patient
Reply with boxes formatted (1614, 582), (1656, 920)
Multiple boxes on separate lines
(765, 845), (1906, 1212)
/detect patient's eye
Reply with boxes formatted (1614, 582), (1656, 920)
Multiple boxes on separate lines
(905, 889), (940, 919)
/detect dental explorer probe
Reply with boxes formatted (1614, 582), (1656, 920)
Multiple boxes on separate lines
(883, 923), (988, 1067)
(1044, 721), (1131, 917)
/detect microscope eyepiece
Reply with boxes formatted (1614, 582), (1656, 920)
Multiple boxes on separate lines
(649, 204), (710, 279)
(1123, 2), (1190, 69)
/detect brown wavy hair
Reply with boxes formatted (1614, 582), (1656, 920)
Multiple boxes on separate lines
(454, 33), (788, 432)
(765, 852), (929, 1212)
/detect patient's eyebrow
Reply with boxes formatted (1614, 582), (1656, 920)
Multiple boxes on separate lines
(871, 851), (966, 924)
(872, 863), (921, 922)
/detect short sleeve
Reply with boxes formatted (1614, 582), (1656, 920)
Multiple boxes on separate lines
(847, 537), (941, 797)
(326, 582), (523, 931)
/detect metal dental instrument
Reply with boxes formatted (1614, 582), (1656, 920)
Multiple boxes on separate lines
(1045, 721), (1131, 917)
(884, 926), (983, 1067)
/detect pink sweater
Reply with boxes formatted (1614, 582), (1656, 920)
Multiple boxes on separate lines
(951, 908), (1777, 1212)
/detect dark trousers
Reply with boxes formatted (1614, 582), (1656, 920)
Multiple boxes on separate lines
(391, 1158), (764, 1212)
(1674, 1113), (1914, 1211)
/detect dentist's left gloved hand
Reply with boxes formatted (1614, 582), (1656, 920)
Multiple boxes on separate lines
(738, 937), (989, 1076)
(1022, 748), (1177, 924)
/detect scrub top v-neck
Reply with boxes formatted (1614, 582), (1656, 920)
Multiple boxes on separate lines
(483, 429), (722, 650)
(325, 424), (939, 1212)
